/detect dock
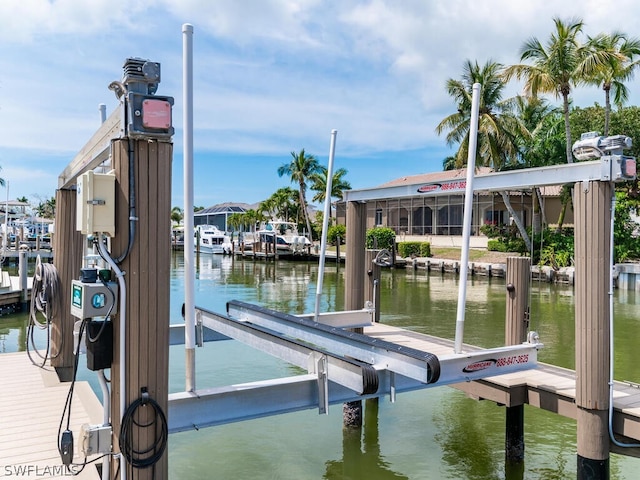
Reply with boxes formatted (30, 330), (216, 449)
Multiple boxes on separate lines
(0, 352), (103, 479)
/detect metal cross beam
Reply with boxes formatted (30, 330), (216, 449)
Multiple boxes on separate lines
(342, 158), (618, 203)
(58, 108), (122, 189)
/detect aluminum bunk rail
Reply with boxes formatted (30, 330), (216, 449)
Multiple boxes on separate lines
(224, 300), (441, 385)
(224, 300), (540, 386)
(196, 306), (380, 397)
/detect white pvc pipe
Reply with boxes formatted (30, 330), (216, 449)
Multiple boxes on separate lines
(314, 130), (337, 322)
(97, 370), (110, 480)
(454, 82), (481, 354)
(96, 236), (127, 471)
(183, 23), (196, 392)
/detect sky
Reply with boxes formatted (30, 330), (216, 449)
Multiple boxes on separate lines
(1, 0), (640, 211)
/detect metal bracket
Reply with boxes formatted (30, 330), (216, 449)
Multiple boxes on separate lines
(196, 310), (204, 348)
(314, 354), (329, 415)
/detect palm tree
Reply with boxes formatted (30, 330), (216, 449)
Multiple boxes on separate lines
(310, 166), (351, 221)
(436, 59), (532, 251)
(277, 149), (320, 240)
(585, 32), (640, 135)
(436, 60), (525, 168)
(504, 17), (587, 164)
(513, 95), (563, 233)
(170, 206), (183, 226)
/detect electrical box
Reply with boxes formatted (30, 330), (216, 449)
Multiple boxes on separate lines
(80, 424), (112, 456)
(76, 171), (116, 236)
(71, 279), (118, 319)
(611, 155), (637, 181)
(86, 320), (113, 371)
(126, 92), (174, 139)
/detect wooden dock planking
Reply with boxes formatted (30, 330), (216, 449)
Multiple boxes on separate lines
(0, 352), (103, 479)
(365, 322), (640, 445)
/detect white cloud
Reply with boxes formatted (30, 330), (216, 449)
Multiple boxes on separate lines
(2, 0), (640, 203)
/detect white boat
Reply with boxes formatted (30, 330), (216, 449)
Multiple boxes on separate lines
(195, 225), (232, 254)
(254, 221), (311, 255)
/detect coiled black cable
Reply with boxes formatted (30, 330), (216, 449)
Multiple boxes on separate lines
(27, 257), (61, 367)
(119, 390), (168, 472)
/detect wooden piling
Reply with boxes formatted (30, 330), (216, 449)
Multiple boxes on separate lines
(344, 201), (366, 427)
(504, 257), (530, 469)
(574, 181), (611, 479)
(110, 138), (172, 479)
(18, 251), (28, 312)
(51, 188), (84, 380)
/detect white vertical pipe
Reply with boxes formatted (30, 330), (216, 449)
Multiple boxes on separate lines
(97, 370), (110, 480)
(454, 82), (481, 354)
(99, 103), (107, 124)
(314, 129), (338, 322)
(183, 23), (196, 392)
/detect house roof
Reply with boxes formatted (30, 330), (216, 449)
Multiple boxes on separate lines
(378, 167), (493, 188)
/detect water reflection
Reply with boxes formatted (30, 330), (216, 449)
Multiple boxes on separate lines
(324, 400), (408, 480)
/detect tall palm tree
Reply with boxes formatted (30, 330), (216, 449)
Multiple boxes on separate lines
(504, 17), (587, 164)
(585, 32), (640, 135)
(436, 60), (525, 169)
(310, 166), (351, 222)
(277, 149), (320, 240)
(512, 95), (561, 233)
(436, 59), (532, 251)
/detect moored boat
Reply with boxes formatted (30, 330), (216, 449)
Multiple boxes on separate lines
(195, 225), (232, 254)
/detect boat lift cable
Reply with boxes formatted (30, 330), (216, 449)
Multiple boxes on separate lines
(26, 256), (62, 367)
(109, 136), (137, 265)
(608, 192), (640, 448)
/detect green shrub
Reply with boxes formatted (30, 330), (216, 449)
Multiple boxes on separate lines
(487, 239), (508, 252)
(327, 224), (346, 245)
(507, 238), (527, 255)
(419, 242), (431, 257)
(398, 242), (421, 258)
(366, 227), (395, 251)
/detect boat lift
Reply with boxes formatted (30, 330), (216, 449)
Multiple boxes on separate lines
(168, 146), (630, 432)
(169, 87), (635, 434)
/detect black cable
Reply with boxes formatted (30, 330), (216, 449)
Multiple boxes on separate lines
(119, 390), (168, 471)
(57, 319), (87, 469)
(112, 137), (137, 265)
(26, 260), (61, 367)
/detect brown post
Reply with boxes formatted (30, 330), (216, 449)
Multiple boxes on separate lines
(364, 250), (381, 323)
(504, 256), (530, 475)
(574, 181), (611, 479)
(51, 188), (84, 381)
(343, 201), (366, 427)
(110, 138), (172, 479)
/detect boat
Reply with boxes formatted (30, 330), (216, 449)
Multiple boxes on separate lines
(253, 221), (311, 255)
(195, 225), (232, 254)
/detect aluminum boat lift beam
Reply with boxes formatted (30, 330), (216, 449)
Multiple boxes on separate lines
(168, 301), (540, 433)
(342, 157), (624, 203)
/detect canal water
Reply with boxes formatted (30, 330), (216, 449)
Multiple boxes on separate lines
(1, 252), (639, 479)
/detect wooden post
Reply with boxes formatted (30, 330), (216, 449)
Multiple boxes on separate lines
(574, 180), (611, 479)
(365, 250), (381, 323)
(110, 138), (172, 480)
(343, 201), (366, 427)
(51, 189), (84, 381)
(336, 236), (341, 265)
(504, 256), (530, 474)
(18, 251), (28, 312)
